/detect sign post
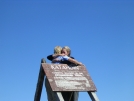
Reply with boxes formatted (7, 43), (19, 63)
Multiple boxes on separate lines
(34, 59), (99, 101)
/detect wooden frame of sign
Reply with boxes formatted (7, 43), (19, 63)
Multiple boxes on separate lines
(34, 58), (99, 101)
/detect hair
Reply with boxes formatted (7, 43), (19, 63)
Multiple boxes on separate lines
(54, 46), (62, 54)
(62, 46), (71, 56)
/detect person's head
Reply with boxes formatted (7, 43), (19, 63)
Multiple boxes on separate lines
(61, 46), (71, 56)
(54, 46), (62, 54)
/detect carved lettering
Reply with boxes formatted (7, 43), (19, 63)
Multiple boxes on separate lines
(51, 64), (80, 70)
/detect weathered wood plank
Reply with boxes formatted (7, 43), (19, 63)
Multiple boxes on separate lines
(88, 92), (99, 101)
(57, 92), (65, 101)
(42, 63), (97, 92)
(34, 58), (46, 101)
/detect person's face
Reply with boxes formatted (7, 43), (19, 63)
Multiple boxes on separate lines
(61, 49), (69, 56)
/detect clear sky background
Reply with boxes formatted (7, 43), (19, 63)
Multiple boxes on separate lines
(0, 0), (134, 101)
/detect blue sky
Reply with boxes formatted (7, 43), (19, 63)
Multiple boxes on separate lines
(0, 0), (134, 101)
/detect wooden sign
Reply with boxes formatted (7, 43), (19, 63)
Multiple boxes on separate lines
(42, 63), (97, 92)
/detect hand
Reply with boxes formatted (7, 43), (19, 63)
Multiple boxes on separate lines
(77, 62), (84, 66)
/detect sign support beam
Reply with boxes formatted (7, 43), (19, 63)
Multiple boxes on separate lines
(57, 92), (65, 101)
(34, 58), (46, 101)
(88, 91), (99, 101)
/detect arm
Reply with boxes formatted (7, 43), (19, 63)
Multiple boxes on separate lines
(52, 54), (64, 58)
(62, 56), (83, 66)
(52, 58), (61, 63)
(68, 58), (83, 66)
(47, 55), (53, 61)
(47, 54), (64, 61)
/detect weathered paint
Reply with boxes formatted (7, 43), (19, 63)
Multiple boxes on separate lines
(42, 63), (97, 92)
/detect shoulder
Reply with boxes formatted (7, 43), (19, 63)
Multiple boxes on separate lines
(47, 54), (53, 61)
